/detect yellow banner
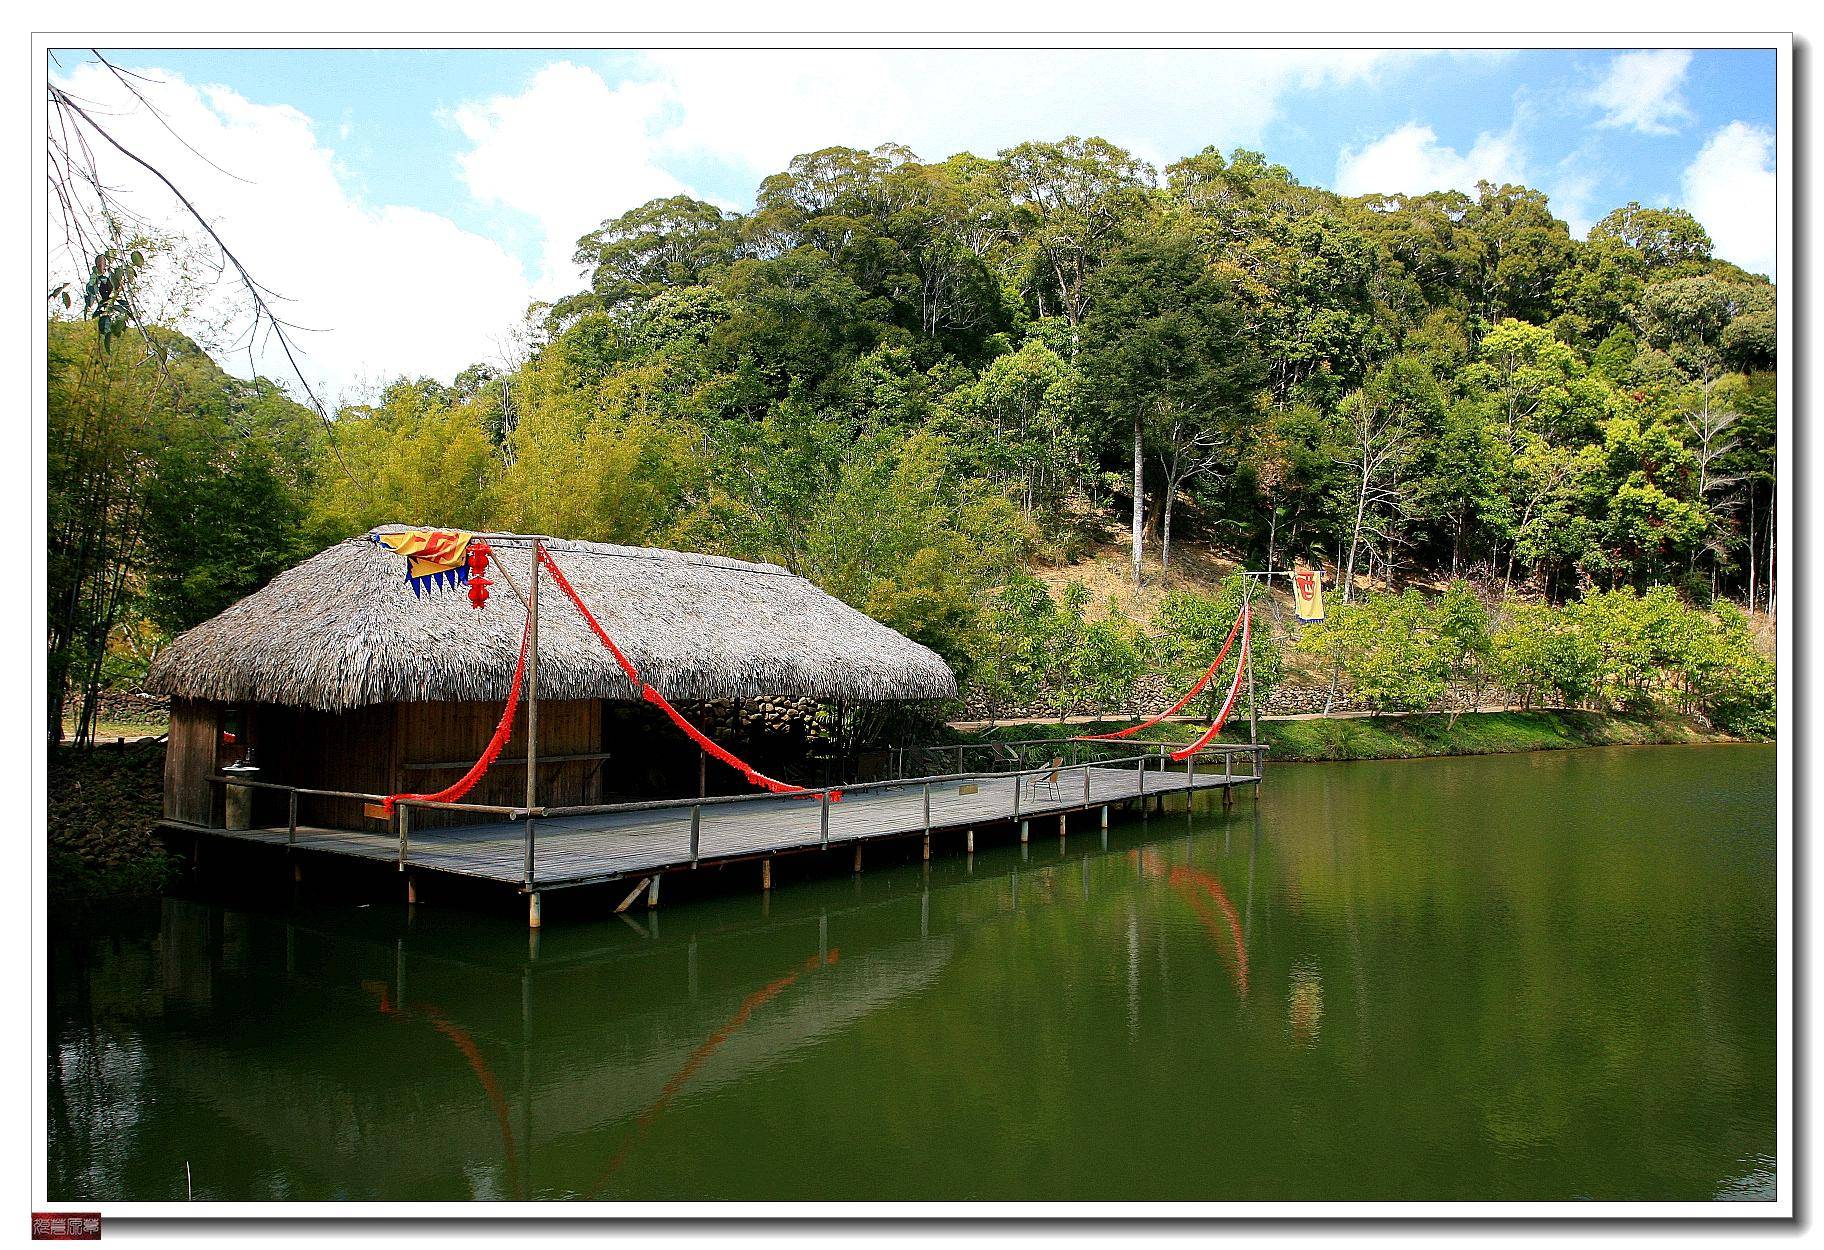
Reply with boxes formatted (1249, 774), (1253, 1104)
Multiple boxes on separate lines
(1292, 563), (1325, 622)
(372, 529), (474, 594)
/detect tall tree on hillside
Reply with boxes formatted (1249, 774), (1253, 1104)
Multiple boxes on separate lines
(572, 195), (741, 311)
(998, 137), (1155, 331)
(1081, 221), (1267, 584)
(1328, 356), (1442, 601)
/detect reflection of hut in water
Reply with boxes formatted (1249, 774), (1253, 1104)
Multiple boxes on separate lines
(147, 530), (956, 832)
(130, 897), (955, 1199)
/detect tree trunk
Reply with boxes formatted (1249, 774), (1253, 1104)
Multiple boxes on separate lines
(1746, 489), (1757, 610)
(1131, 412), (1144, 590)
(1342, 467), (1369, 603)
(1767, 478), (1776, 614)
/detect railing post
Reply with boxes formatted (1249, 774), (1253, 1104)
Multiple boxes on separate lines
(287, 789), (298, 850)
(1013, 768), (1022, 821)
(1083, 763), (1091, 806)
(690, 802), (701, 866)
(820, 787), (831, 848)
(923, 782), (931, 835)
(397, 802), (410, 870)
(956, 744), (964, 775)
(1187, 751), (1196, 792)
(1226, 750), (1233, 785)
(524, 813), (536, 890)
(1139, 753), (1147, 796)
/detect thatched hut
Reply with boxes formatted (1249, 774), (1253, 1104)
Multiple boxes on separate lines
(147, 528), (956, 830)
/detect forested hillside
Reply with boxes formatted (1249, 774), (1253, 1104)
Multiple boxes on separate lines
(48, 138), (1778, 742)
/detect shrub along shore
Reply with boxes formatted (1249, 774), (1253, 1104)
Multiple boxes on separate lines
(961, 708), (1737, 764)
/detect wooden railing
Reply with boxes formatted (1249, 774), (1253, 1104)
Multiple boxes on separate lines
(207, 737), (1265, 894)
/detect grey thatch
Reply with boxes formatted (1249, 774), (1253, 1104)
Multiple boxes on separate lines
(147, 527), (957, 712)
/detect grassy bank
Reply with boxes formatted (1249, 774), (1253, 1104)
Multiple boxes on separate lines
(49, 741), (178, 904)
(960, 709), (1737, 763)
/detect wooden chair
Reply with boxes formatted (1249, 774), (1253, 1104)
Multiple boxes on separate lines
(1034, 756), (1064, 801)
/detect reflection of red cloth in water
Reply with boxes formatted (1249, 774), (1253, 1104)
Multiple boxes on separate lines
(363, 980), (523, 1198)
(593, 949), (839, 1192)
(1167, 867), (1250, 998)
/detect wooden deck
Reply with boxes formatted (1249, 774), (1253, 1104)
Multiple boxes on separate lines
(168, 759), (1259, 894)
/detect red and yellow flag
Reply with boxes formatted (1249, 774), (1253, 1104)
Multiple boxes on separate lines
(1292, 562), (1325, 622)
(371, 530), (474, 596)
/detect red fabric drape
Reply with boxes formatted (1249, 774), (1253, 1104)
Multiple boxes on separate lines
(539, 545), (840, 801)
(383, 607), (532, 815)
(1076, 605), (1248, 742)
(1170, 601), (1251, 760)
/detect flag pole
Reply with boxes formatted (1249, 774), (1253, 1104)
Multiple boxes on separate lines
(1245, 574), (1258, 745)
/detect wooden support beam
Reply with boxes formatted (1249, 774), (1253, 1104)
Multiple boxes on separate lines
(762, 858), (773, 891)
(922, 834), (931, 861)
(966, 829), (974, 854)
(614, 878), (650, 914)
(528, 892), (542, 929)
(853, 844), (863, 874)
(1020, 819), (1029, 844)
(1059, 813), (1068, 840)
(406, 876), (417, 906)
(646, 875), (662, 909)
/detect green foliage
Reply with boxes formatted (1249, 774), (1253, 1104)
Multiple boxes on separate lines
(49, 130), (1779, 752)
(1483, 588), (1771, 735)
(1153, 580), (1283, 704)
(1303, 590), (1455, 713)
(970, 575), (1148, 717)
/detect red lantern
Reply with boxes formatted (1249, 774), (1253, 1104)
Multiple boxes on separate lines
(466, 542), (493, 608)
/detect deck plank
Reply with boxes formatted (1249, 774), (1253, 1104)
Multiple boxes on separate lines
(178, 763), (1257, 890)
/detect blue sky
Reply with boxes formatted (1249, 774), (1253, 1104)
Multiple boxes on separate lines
(51, 46), (1778, 393)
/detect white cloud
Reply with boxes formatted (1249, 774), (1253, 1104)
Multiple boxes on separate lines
(446, 50), (1418, 293)
(638, 49), (1404, 178)
(447, 61), (686, 296)
(50, 62), (534, 398)
(1333, 122), (1529, 197)
(1588, 50), (1692, 135)
(1681, 121), (1776, 276)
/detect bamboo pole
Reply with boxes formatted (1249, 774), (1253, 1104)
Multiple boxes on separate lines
(1246, 581), (1258, 745)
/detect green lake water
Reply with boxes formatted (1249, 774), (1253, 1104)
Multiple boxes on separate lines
(47, 744), (1777, 1203)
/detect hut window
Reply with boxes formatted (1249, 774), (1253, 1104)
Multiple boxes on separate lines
(218, 705), (252, 768)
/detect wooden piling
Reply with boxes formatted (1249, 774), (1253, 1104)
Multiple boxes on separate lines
(1059, 812), (1068, 841)
(528, 892), (542, 929)
(406, 876), (417, 906)
(762, 858), (773, 891)
(922, 834), (931, 861)
(1020, 819), (1029, 843)
(646, 874), (661, 909)
(853, 844), (863, 874)
(966, 829), (974, 854)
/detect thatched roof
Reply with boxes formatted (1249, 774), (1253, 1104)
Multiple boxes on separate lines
(147, 528), (957, 712)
